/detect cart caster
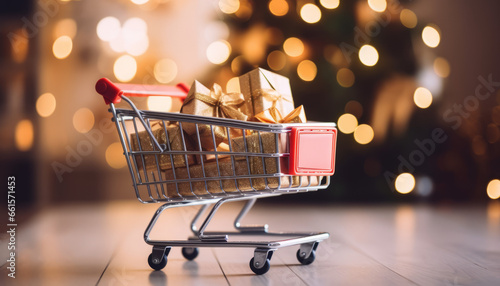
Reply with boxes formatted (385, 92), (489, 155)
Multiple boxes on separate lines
(181, 247), (199, 261)
(249, 257), (271, 275)
(296, 249), (316, 265)
(148, 253), (167, 271)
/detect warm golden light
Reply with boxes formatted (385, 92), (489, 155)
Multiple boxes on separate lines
(400, 9), (417, 28)
(297, 60), (317, 81)
(52, 36), (72, 59)
(36, 93), (56, 118)
(269, 0), (289, 16)
(338, 113), (358, 134)
(300, 4), (322, 24)
(337, 68), (355, 87)
(320, 0), (339, 9)
(113, 55), (137, 82)
(96, 17), (120, 42)
(283, 37), (304, 57)
(359, 45), (379, 66)
(395, 173), (415, 194)
(126, 37), (149, 56)
(422, 26), (440, 48)
(131, 0), (149, 5)
(487, 179), (500, 200)
(267, 50), (287, 71)
(226, 77), (240, 93)
(73, 108), (95, 134)
(147, 96), (173, 112)
(354, 124), (374, 144)
(154, 59), (177, 84)
(206, 40), (231, 64)
(368, 0), (387, 12)
(413, 87), (433, 109)
(433, 57), (450, 78)
(53, 18), (77, 39)
(15, 119), (34, 151)
(219, 0), (240, 14)
(105, 142), (127, 169)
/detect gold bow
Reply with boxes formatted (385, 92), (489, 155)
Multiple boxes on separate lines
(254, 105), (307, 124)
(184, 83), (248, 121)
(252, 88), (293, 109)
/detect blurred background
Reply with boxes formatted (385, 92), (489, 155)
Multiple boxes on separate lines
(1, 0), (500, 207)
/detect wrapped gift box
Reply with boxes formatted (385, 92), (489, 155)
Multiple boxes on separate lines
(230, 132), (320, 188)
(239, 68), (295, 121)
(130, 123), (196, 171)
(180, 81), (247, 150)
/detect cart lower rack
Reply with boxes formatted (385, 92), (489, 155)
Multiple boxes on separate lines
(96, 78), (337, 275)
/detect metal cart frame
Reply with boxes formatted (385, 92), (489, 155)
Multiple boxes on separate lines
(96, 78), (337, 274)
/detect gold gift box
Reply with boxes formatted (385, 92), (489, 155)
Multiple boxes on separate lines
(239, 68), (295, 121)
(163, 160), (253, 197)
(163, 158), (321, 198)
(230, 132), (321, 188)
(130, 123), (196, 171)
(180, 81), (246, 150)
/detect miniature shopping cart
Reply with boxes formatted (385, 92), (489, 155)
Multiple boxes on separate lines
(95, 78), (337, 275)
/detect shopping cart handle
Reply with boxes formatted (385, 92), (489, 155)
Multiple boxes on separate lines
(95, 78), (189, 105)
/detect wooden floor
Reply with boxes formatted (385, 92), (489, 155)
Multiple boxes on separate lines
(1, 200), (500, 285)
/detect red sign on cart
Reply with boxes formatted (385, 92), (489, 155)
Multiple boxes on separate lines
(289, 127), (337, 176)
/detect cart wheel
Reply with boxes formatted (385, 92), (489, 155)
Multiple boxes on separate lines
(296, 249), (316, 265)
(249, 257), (271, 275)
(181, 247), (199, 261)
(148, 253), (167, 271)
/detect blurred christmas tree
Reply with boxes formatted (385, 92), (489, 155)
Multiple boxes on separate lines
(202, 0), (468, 202)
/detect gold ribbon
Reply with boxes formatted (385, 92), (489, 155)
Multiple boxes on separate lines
(184, 83), (248, 121)
(254, 105), (307, 124)
(252, 88), (293, 109)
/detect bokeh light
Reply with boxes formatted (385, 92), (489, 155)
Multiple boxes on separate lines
(268, 0), (288, 16)
(219, 0), (240, 14)
(283, 37), (304, 57)
(337, 68), (355, 87)
(367, 0), (387, 12)
(433, 57), (450, 78)
(359, 45), (379, 66)
(73, 108), (95, 134)
(487, 179), (500, 199)
(36, 93), (56, 118)
(96, 17), (120, 42)
(154, 59), (178, 84)
(267, 50), (287, 71)
(52, 36), (73, 59)
(354, 124), (374, 144)
(337, 113), (358, 134)
(320, 0), (339, 9)
(15, 119), (34, 151)
(105, 142), (127, 169)
(147, 96), (173, 112)
(297, 60), (317, 81)
(113, 55), (137, 82)
(206, 40), (231, 64)
(53, 18), (77, 39)
(131, 0), (149, 5)
(400, 9), (417, 28)
(395, 173), (415, 194)
(422, 26), (440, 48)
(300, 4), (322, 24)
(226, 77), (240, 93)
(413, 87), (433, 109)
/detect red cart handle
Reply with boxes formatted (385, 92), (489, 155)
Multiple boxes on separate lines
(95, 78), (189, 105)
